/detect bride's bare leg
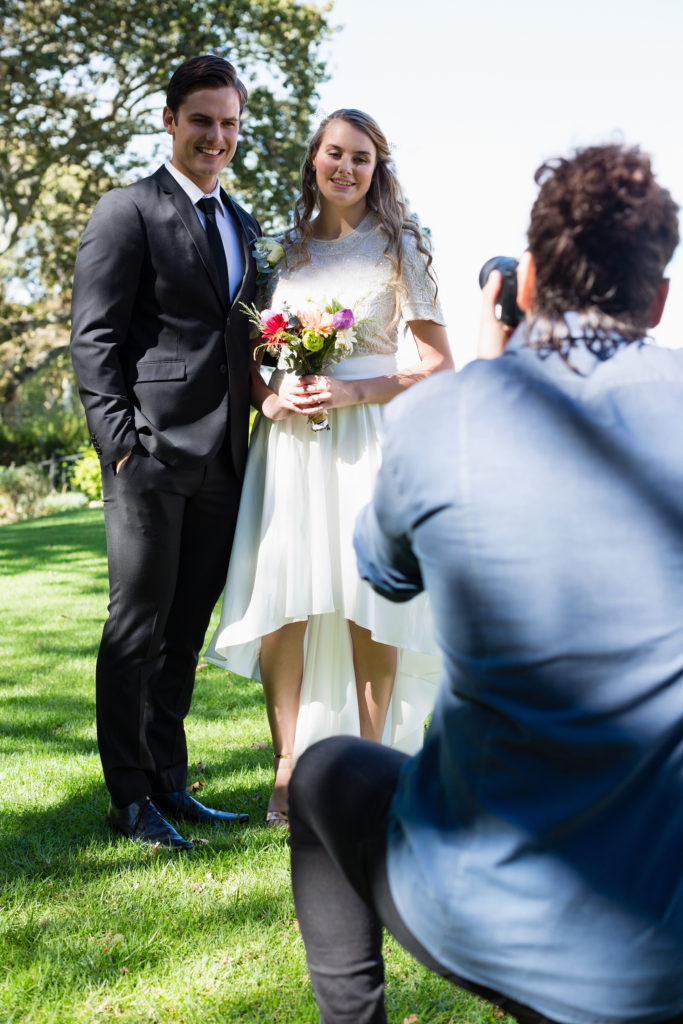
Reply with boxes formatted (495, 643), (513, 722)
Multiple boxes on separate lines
(349, 621), (398, 744)
(259, 621), (307, 820)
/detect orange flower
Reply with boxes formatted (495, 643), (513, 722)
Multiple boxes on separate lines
(299, 307), (335, 337)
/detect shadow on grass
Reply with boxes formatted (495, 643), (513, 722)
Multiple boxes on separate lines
(0, 632), (102, 679)
(0, 508), (107, 575)
(0, 507), (280, 879)
(0, 743), (273, 886)
(0, 662), (265, 736)
(0, 691), (98, 755)
(186, 665), (266, 717)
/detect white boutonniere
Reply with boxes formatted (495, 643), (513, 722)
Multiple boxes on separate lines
(253, 237), (285, 284)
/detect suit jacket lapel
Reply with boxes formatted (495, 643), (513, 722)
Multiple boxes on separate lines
(156, 166), (227, 307)
(153, 167), (257, 310)
(222, 189), (259, 309)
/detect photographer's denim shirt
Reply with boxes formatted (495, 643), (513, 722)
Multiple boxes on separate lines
(355, 326), (683, 1024)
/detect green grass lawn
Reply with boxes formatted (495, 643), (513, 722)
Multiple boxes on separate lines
(0, 509), (512, 1024)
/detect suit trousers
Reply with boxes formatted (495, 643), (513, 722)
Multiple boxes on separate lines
(289, 736), (683, 1024)
(97, 442), (241, 807)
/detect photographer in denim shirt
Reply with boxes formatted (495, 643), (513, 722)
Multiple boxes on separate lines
(288, 144), (683, 1024)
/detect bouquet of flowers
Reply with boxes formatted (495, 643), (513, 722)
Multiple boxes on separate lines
(241, 298), (358, 431)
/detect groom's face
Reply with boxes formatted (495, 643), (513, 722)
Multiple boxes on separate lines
(163, 86), (241, 193)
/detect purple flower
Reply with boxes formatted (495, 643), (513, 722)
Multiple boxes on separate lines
(332, 308), (354, 331)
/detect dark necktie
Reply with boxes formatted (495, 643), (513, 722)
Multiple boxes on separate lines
(197, 197), (230, 301)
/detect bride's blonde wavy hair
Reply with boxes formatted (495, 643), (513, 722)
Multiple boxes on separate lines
(285, 109), (438, 325)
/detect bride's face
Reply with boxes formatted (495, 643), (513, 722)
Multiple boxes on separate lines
(312, 120), (377, 212)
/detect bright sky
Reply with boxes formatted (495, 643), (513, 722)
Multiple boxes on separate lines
(314, 0), (683, 366)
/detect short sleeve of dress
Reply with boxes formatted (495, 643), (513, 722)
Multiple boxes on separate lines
(400, 231), (446, 325)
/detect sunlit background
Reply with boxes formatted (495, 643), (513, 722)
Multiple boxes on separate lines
(313, 0), (683, 366)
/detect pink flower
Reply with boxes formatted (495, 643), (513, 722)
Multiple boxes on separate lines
(261, 311), (288, 340)
(299, 307), (335, 336)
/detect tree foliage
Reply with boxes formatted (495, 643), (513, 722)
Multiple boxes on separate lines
(0, 0), (333, 436)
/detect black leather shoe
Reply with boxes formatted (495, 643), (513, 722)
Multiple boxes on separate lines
(152, 789), (249, 826)
(107, 797), (193, 850)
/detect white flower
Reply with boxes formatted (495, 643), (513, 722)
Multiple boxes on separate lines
(334, 329), (354, 356)
(252, 237), (285, 284)
(255, 238), (285, 266)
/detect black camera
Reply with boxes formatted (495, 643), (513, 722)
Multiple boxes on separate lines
(478, 256), (523, 328)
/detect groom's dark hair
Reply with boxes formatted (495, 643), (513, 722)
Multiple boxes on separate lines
(166, 55), (248, 116)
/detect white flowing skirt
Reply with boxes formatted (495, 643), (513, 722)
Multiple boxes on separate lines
(204, 353), (441, 758)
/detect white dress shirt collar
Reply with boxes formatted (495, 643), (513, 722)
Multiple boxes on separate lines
(164, 161), (226, 215)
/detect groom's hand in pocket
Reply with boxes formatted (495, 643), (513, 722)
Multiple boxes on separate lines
(115, 450), (133, 474)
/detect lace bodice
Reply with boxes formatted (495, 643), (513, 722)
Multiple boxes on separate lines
(265, 213), (444, 358)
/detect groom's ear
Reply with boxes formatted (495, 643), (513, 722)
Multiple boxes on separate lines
(162, 106), (176, 135)
(517, 251), (536, 313)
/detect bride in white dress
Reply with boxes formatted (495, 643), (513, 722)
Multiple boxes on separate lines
(205, 108), (452, 824)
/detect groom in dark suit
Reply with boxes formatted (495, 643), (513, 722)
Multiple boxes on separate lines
(71, 55), (260, 849)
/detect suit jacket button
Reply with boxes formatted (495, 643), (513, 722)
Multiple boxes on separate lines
(219, 364), (227, 374)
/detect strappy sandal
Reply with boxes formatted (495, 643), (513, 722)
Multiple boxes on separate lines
(266, 753), (293, 829)
(265, 809), (289, 827)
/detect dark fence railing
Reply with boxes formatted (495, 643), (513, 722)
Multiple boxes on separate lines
(36, 452), (82, 492)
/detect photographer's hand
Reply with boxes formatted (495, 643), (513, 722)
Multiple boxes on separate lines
(477, 270), (515, 359)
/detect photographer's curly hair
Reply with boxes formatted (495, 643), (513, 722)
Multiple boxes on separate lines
(285, 109), (437, 324)
(528, 144), (679, 345)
